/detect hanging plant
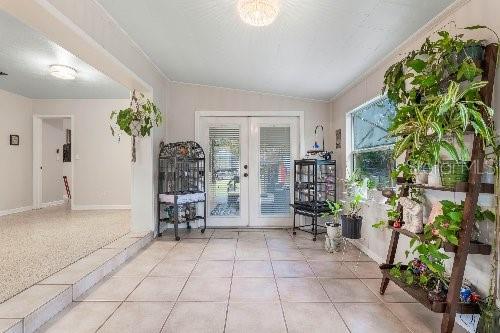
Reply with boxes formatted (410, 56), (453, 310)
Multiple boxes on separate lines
(110, 90), (162, 162)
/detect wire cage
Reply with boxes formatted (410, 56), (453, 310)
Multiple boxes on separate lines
(158, 141), (207, 240)
(291, 159), (337, 241)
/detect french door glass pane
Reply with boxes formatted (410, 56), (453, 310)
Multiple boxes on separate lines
(208, 127), (240, 217)
(259, 127), (291, 216)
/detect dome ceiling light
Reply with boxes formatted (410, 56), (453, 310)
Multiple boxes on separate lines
(238, 0), (280, 27)
(49, 64), (77, 80)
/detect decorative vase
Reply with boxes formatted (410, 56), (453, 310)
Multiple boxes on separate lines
(428, 165), (441, 187)
(325, 221), (342, 253)
(341, 215), (362, 240)
(440, 160), (470, 187)
(415, 171), (429, 185)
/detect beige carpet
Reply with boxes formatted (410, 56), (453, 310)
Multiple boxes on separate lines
(0, 205), (130, 303)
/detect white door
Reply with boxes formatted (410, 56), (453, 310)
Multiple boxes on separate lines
(248, 117), (299, 227)
(199, 116), (299, 227)
(199, 117), (249, 227)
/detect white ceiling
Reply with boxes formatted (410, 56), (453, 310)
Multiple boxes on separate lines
(96, 0), (455, 101)
(0, 10), (129, 99)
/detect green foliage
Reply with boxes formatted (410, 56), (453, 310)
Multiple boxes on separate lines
(341, 169), (374, 218)
(383, 26), (498, 167)
(110, 92), (162, 139)
(323, 200), (343, 220)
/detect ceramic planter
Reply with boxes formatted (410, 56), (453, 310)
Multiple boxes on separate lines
(415, 171), (429, 184)
(341, 215), (362, 239)
(325, 221), (342, 252)
(428, 165), (441, 186)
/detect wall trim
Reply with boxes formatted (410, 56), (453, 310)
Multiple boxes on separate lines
(40, 200), (65, 208)
(348, 239), (385, 264)
(0, 206), (33, 217)
(72, 205), (132, 211)
(331, 0), (471, 102)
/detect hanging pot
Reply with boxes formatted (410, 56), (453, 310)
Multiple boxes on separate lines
(440, 160), (471, 187)
(341, 215), (363, 239)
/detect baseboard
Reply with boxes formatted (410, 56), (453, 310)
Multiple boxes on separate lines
(347, 239), (385, 264)
(40, 200), (65, 208)
(0, 206), (33, 217)
(72, 205), (131, 210)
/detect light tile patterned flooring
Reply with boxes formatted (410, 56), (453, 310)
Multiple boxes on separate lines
(38, 229), (467, 333)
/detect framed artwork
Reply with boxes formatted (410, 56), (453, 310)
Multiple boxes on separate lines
(335, 129), (341, 149)
(10, 135), (19, 146)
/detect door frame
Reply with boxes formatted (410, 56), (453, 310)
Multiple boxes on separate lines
(195, 111), (305, 157)
(195, 111), (305, 228)
(33, 114), (75, 210)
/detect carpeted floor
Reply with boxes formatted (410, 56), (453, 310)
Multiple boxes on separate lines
(0, 205), (130, 303)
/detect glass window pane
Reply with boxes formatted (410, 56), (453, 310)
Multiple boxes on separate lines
(353, 96), (396, 150)
(354, 149), (394, 188)
(259, 127), (291, 216)
(208, 127), (240, 216)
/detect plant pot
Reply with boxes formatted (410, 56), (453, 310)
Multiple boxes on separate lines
(415, 171), (429, 185)
(440, 160), (470, 187)
(325, 221), (342, 252)
(341, 215), (362, 240)
(428, 165), (441, 187)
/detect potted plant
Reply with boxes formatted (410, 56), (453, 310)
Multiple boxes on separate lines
(340, 170), (375, 239)
(110, 90), (162, 162)
(323, 201), (343, 252)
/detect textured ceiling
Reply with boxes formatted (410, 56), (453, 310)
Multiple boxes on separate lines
(96, 0), (454, 100)
(0, 10), (129, 99)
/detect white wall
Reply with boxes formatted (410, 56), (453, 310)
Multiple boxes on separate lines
(167, 82), (331, 151)
(331, 0), (500, 296)
(0, 89), (33, 214)
(41, 118), (65, 205)
(33, 99), (132, 209)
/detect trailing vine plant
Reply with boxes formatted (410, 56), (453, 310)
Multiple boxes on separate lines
(110, 90), (162, 162)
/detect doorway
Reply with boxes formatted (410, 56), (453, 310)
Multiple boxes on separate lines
(198, 115), (300, 228)
(33, 115), (74, 210)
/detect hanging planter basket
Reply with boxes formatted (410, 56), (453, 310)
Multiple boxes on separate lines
(440, 160), (471, 187)
(341, 215), (363, 239)
(110, 90), (162, 162)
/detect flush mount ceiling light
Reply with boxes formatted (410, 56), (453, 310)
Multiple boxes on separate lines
(49, 64), (77, 80)
(238, 0), (280, 27)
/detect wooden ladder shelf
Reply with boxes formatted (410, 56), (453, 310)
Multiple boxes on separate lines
(379, 43), (498, 333)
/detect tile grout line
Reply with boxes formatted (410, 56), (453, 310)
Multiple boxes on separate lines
(158, 235), (213, 333)
(265, 232), (290, 333)
(222, 232), (238, 333)
(94, 238), (185, 333)
(291, 229), (353, 333)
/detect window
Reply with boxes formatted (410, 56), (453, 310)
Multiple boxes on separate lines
(350, 95), (396, 188)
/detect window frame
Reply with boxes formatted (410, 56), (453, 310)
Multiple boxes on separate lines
(346, 95), (395, 188)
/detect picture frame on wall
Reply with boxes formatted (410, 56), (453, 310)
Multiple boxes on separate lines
(10, 134), (19, 146)
(335, 129), (341, 149)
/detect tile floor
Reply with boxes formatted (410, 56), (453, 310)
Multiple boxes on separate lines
(38, 229), (467, 333)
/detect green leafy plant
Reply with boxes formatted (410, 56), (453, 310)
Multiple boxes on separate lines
(323, 200), (343, 221)
(110, 91), (162, 139)
(341, 169), (375, 218)
(384, 26), (498, 168)
(110, 91), (162, 162)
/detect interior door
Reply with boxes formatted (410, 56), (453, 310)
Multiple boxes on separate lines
(199, 117), (249, 227)
(248, 117), (299, 227)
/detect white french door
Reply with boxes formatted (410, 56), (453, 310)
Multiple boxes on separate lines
(199, 116), (299, 227)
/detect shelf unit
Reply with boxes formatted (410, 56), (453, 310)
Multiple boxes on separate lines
(290, 159), (337, 241)
(379, 44), (498, 333)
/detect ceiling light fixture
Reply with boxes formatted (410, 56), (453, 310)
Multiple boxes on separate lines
(238, 0), (280, 27)
(49, 64), (77, 80)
